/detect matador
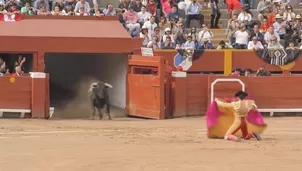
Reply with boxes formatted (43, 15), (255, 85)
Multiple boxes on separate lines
(215, 91), (261, 142)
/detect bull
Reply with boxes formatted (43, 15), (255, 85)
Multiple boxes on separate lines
(88, 81), (113, 120)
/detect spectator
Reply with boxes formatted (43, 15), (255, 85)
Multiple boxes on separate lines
(140, 26), (150, 47)
(169, 18), (179, 35)
(226, 0), (242, 17)
(146, 0), (157, 17)
(130, 0), (142, 12)
(260, 18), (270, 33)
(230, 68), (241, 76)
(250, 24), (264, 43)
(256, 66), (271, 76)
(51, 5), (64, 15)
(185, 0), (204, 28)
(161, 36), (175, 49)
(183, 35), (196, 49)
(199, 39), (215, 49)
(187, 27), (198, 42)
(257, 0), (273, 22)
(0, 2), (4, 13)
(103, 3), (116, 16)
(227, 14), (240, 45)
(272, 0), (285, 14)
(158, 16), (170, 35)
(138, 5), (150, 25)
(167, 4), (182, 22)
(123, 5), (140, 37)
(74, 0), (90, 14)
(268, 35), (283, 49)
(210, 0), (220, 29)
(12, 66), (23, 77)
(175, 21), (187, 44)
(34, 0), (50, 12)
(286, 41), (299, 50)
(15, 55), (26, 73)
(152, 27), (163, 42)
(232, 23), (250, 49)
(273, 14), (288, 39)
(248, 36), (264, 50)
(238, 7), (253, 30)
(175, 41), (184, 49)
(89, 4), (101, 16)
(216, 40), (233, 49)
(244, 68), (253, 76)
(162, 0), (174, 16)
(63, 3), (75, 16)
(119, 0), (129, 10)
(142, 15), (157, 39)
(163, 27), (175, 43)
(147, 36), (161, 49)
(75, 4), (89, 16)
(264, 26), (280, 44)
(0, 57), (6, 74)
(283, 4), (295, 21)
(52, 0), (65, 11)
(21, 1), (35, 15)
(37, 4), (50, 15)
(198, 24), (214, 43)
(293, 14), (302, 30)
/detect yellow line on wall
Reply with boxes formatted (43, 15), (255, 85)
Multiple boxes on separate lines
(224, 50), (233, 76)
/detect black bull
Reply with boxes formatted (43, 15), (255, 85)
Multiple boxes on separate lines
(88, 81), (112, 120)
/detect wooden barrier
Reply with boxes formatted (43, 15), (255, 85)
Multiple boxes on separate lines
(0, 73), (49, 118)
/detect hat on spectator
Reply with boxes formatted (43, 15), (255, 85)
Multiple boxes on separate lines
(165, 27), (171, 32)
(141, 25), (148, 30)
(273, 0), (281, 2)
(275, 14), (282, 19)
(296, 14), (302, 19)
(178, 2), (187, 10)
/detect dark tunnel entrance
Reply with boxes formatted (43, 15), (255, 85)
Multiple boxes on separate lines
(44, 53), (127, 118)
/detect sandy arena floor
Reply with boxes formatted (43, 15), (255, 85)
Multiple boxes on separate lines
(0, 117), (302, 171)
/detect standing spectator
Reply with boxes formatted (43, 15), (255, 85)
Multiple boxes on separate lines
(232, 23), (250, 49)
(257, 0), (273, 22)
(21, 1), (35, 15)
(74, 0), (90, 14)
(198, 24), (214, 42)
(34, 0), (50, 12)
(167, 4), (181, 22)
(273, 14), (288, 39)
(138, 5), (150, 25)
(103, 3), (116, 16)
(264, 26), (280, 44)
(119, 0), (129, 10)
(248, 36), (264, 50)
(210, 0), (220, 28)
(142, 16), (157, 39)
(123, 5), (140, 37)
(185, 0), (204, 27)
(250, 24), (264, 43)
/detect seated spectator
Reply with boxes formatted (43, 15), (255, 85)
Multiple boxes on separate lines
(293, 14), (302, 32)
(238, 7), (253, 30)
(264, 26), (280, 44)
(146, 0), (157, 17)
(63, 3), (75, 16)
(161, 36), (175, 49)
(119, 0), (130, 10)
(167, 4), (182, 22)
(74, 0), (90, 14)
(138, 5), (150, 25)
(4, 1), (21, 14)
(12, 66), (23, 77)
(256, 66), (271, 76)
(34, 0), (50, 12)
(75, 5), (89, 16)
(163, 27), (175, 43)
(285, 28), (301, 47)
(37, 5), (50, 15)
(175, 41), (184, 49)
(162, 0), (174, 16)
(230, 68), (241, 76)
(123, 5), (140, 37)
(244, 68), (253, 76)
(198, 24), (214, 43)
(232, 23), (249, 49)
(260, 18), (270, 33)
(248, 36), (264, 50)
(15, 55), (26, 73)
(273, 14), (288, 39)
(272, 0), (285, 14)
(283, 4), (295, 22)
(227, 14), (240, 45)
(187, 27), (199, 42)
(186, 0), (204, 27)
(169, 18), (179, 35)
(52, 0), (65, 11)
(175, 21), (187, 44)
(89, 4), (102, 16)
(51, 5), (64, 15)
(103, 3), (116, 16)
(0, 57), (6, 74)
(250, 24), (264, 43)
(257, 0), (273, 22)
(216, 40), (233, 49)
(183, 35), (196, 49)
(130, 0), (143, 12)
(21, 1), (35, 15)
(286, 41), (299, 50)
(140, 26), (150, 47)
(268, 36), (283, 49)
(158, 16), (170, 35)
(199, 39), (215, 49)
(142, 15), (157, 38)
(147, 36), (161, 49)
(152, 27), (163, 42)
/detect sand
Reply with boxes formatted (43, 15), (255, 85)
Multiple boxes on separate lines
(0, 117), (302, 171)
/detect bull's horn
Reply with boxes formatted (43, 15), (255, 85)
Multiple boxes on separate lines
(104, 83), (113, 88)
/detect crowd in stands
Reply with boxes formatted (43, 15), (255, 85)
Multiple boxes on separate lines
(230, 66), (271, 76)
(0, 55), (28, 76)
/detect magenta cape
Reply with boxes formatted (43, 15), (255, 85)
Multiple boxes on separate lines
(206, 99), (267, 138)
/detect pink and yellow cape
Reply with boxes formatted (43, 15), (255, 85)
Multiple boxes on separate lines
(206, 98), (268, 138)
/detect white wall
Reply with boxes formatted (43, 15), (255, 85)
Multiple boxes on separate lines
(45, 53), (127, 110)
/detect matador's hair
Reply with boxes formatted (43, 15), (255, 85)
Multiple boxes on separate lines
(234, 91), (248, 100)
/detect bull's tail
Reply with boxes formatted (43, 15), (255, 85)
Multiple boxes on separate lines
(106, 102), (110, 114)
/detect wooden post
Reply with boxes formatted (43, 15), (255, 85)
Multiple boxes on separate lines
(30, 72), (47, 118)
(37, 52), (45, 72)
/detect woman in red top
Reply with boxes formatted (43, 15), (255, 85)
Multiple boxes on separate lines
(260, 18), (269, 33)
(225, 0), (242, 18)
(147, 0), (157, 16)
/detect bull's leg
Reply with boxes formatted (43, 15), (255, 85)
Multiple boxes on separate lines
(97, 108), (103, 120)
(107, 104), (112, 120)
(92, 107), (96, 120)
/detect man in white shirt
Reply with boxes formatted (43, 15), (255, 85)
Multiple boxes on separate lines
(248, 36), (264, 50)
(142, 16), (157, 39)
(138, 6), (150, 26)
(74, 0), (90, 13)
(264, 26), (280, 44)
(198, 24), (214, 43)
(272, 14), (288, 39)
(232, 23), (250, 49)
